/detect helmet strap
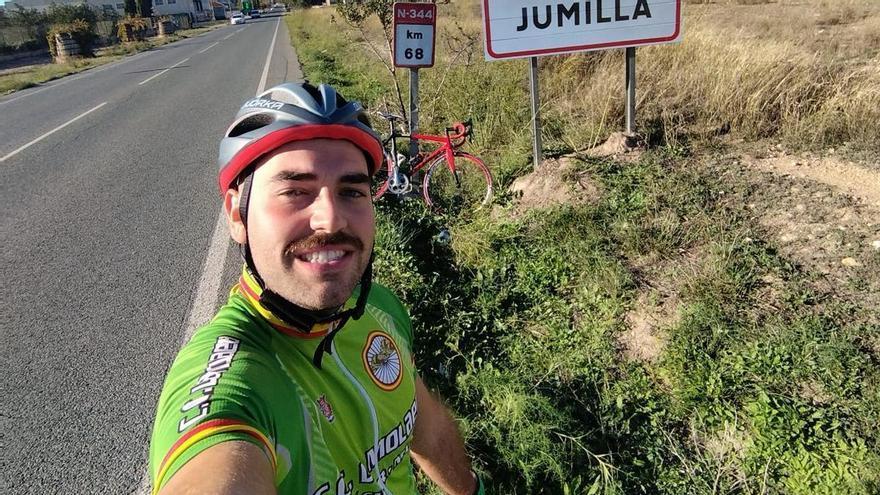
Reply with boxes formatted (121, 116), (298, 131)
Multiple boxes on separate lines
(312, 256), (372, 369)
(238, 172), (254, 229)
(239, 239), (374, 368)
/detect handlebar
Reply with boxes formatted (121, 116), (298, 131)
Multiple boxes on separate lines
(445, 119), (473, 141)
(377, 110), (474, 144)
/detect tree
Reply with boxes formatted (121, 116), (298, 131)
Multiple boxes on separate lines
(335, 0), (409, 127)
(136, 0), (154, 17)
(8, 5), (48, 29)
(125, 0), (139, 16)
(8, 6), (49, 42)
(47, 4), (98, 27)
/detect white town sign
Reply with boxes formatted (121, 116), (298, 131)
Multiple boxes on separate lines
(482, 0), (682, 60)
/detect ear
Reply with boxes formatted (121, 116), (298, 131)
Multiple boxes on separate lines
(224, 188), (247, 244)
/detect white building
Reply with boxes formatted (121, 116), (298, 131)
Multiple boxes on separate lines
(6, 0), (204, 17)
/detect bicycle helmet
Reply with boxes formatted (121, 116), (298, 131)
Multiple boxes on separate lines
(218, 82), (384, 194)
(217, 82), (382, 368)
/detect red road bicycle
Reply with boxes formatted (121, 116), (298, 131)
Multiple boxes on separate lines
(373, 111), (493, 212)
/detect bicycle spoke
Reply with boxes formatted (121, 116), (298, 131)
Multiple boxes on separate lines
(424, 152), (493, 214)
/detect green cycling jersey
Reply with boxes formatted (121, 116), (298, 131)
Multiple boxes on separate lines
(149, 267), (419, 495)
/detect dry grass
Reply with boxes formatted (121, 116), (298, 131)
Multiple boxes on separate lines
(292, 4), (880, 492)
(419, 0), (880, 152)
(539, 0), (880, 150)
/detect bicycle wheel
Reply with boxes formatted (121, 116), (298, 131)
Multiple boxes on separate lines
(372, 153), (393, 200)
(422, 151), (493, 212)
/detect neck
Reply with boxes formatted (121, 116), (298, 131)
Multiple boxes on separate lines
(237, 266), (336, 337)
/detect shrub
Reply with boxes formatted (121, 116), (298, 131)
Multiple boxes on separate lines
(46, 19), (96, 58)
(117, 16), (150, 42)
(46, 3), (98, 27)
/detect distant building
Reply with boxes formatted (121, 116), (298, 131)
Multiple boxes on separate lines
(6, 0), (206, 17)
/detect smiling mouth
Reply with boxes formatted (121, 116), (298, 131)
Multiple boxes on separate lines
(297, 249), (348, 264)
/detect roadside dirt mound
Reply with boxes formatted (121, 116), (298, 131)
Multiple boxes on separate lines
(580, 131), (646, 159)
(618, 249), (702, 364)
(730, 148), (880, 321)
(742, 152), (880, 207)
(508, 156), (600, 212)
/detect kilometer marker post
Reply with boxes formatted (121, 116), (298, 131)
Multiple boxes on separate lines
(410, 68), (419, 158)
(393, 2), (437, 159)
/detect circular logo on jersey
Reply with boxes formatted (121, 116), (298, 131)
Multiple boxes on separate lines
(362, 331), (403, 391)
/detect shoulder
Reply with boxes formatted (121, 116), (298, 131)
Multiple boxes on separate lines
(150, 297), (301, 492)
(167, 296), (276, 388)
(364, 282), (413, 347)
(366, 283), (409, 322)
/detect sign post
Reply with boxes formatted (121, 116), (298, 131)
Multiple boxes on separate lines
(393, 2), (437, 158)
(410, 69), (419, 157)
(481, 0), (683, 166)
(529, 57), (542, 168)
(626, 47), (636, 135)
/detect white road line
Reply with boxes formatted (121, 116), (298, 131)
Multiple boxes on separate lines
(133, 16), (282, 495)
(138, 57), (190, 86)
(183, 212), (231, 342)
(0, 52), (155, 107)
(197, 41), (220, 54)
(0, 102), (107, 163)
(222, 25), (248, 39)
(257, 19), (281, 94)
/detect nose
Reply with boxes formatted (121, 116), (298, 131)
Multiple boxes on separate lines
(309, 187), (347, 233)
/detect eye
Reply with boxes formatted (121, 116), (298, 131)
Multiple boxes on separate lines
(280, 188), (309, 197)
(341, 187), (369, 198)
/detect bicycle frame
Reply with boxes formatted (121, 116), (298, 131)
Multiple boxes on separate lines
(408, 131), (457, 175)
(377, 114), (476, 200)
(387, 124), (466, 174)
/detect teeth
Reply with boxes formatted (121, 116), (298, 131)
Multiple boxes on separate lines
(302, 250), (345, 264)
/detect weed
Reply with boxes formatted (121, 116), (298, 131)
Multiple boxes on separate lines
(289, 4), (880, 493)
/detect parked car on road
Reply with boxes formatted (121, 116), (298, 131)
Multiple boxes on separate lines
(230, 12), (245, 24)
(249, 9), (261, 18)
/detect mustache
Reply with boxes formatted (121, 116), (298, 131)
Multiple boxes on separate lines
(284, 232), (364, 256)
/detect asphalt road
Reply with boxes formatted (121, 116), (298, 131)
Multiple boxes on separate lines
(0, 15), (301, 494)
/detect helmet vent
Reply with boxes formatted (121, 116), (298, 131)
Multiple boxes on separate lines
(228, 113), (275, 137)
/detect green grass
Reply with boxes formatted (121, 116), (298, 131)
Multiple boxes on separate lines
(0, 57), (108, 94)
(287, 6), (880, 494)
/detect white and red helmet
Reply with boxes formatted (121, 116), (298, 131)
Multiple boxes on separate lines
(217, 82), (384, 194)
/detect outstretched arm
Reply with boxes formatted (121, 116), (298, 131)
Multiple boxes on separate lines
(410, 377), (478, 495)
(157, 441), (275, 495)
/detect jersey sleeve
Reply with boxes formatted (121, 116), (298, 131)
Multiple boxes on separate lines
(148, 327), (281, 494)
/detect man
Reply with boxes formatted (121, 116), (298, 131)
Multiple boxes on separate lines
(149, 82), (482, 495)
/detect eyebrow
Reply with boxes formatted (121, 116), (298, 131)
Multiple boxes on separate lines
(340, 173), (370, 185)
(271, 171), (370, 184)
(271, 171), (316, 182)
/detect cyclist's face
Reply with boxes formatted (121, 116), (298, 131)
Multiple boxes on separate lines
(229, 139), (375, 312)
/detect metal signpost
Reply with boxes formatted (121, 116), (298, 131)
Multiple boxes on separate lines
(393, 2), (437, 158)
(481, 0), (683, 167)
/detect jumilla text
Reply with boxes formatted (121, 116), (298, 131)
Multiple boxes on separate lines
(517, 0), (652, 31)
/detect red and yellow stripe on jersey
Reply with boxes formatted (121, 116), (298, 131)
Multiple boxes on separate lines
(152, 419), (276, 495)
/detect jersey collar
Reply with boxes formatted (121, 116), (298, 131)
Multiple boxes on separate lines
(236, 266), (332, 339)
